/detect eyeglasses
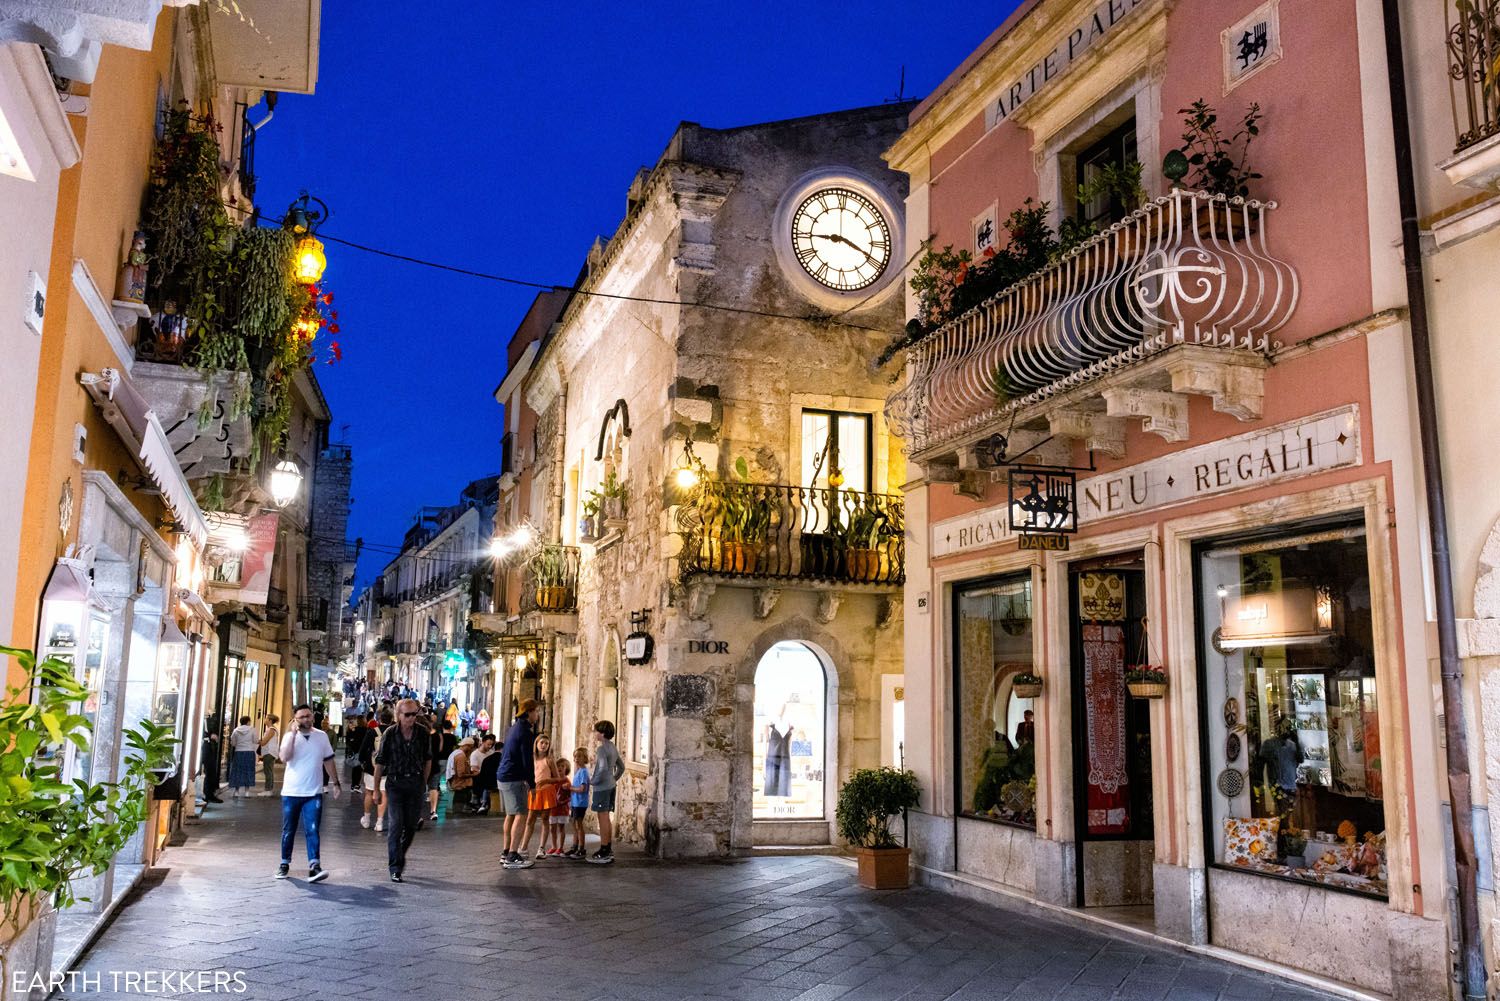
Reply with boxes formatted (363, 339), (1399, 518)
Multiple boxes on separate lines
(400, 711), (417, 717)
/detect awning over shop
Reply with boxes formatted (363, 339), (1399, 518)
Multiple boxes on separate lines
(80, 368), (208, 549)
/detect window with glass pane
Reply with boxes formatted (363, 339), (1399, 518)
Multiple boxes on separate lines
(1197, 522), (1386, 896)
(801, 410), (871, 493)
(630, 703), (651, 766)
(955, 574), (1037, 828)
(1075, 118), (1138, 227)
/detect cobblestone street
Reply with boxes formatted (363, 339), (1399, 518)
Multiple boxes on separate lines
(61, 794), (1347, 1001)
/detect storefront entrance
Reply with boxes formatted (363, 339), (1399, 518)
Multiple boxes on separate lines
(1068, 555), (1154, 910)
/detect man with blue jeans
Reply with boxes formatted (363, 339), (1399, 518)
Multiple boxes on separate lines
(276, 704), (340, 882)
(497, 699), (541, 870)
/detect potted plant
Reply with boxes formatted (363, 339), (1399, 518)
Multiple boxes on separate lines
(698, 457), (770, 575)
(579, 492), (601, 543)
(835, 766), (920, 890)
(1126, 664), (1168, 699)
(841, 499), (901, 583)
(1163, 100), (1264, 238)
(1011, 671), (1043, 700)
(530, 547), (573, 611)
(0, 646), (176, 952)
(599, 470), (628, 527)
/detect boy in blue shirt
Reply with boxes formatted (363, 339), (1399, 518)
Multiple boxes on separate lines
(565, 747), (591, 860)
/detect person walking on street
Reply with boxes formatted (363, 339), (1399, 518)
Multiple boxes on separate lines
(201, 713), (223, 804)
(257, 715), (281, 796)
(588, 720), (626, 865)
(372, 698), (431, 882)
(276, 704), (341, 882)
(227, 716), (259, 800)
(497, 699), (541, 869)
(428, 718), (457, 821)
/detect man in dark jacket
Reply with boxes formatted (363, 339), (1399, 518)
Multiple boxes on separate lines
(497, 699), (541, 870)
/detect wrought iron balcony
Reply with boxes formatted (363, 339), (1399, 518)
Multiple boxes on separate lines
(1450, 0), (1500, 153)
(298, 599), (328, 633)
(520, 544), (581, 615)
(677, 482), (905, 586)
(885, 190), (1298, 463)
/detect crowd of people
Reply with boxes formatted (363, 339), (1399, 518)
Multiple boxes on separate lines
(269, 696), (625, 883)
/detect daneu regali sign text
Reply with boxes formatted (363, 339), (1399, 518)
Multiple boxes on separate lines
(930, 406), (1360, 558)
(984, 0), (1155, 131)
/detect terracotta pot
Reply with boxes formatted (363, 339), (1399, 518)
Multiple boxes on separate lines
(1193, 205), (1259, 241)
(799, 533), (838, 577)
(845, 547), (880, 583)
(1012, 682), (1043, 699)
(535, 586), (572, 612)
(1127, 681), (1167, 699)
(855, 846), (911, 890)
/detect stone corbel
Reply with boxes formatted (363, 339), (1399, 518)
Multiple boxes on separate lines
(877, 596), (902, 631)
(1102, 388), (1189, 442)
(920, 460), (963, 484)
(1047, 409), (1127, 459)
(817, 591), (844, 625)
(1167, 357), (1266, 422)
(954, 471), (987, 500)
(685, 580), (716, 621)
(753, 587), (782, 620)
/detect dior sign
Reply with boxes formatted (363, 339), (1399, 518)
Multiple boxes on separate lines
(930, 406), (1361, 558)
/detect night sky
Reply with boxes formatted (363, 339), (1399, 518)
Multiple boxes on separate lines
(251, 3), (1019, 588)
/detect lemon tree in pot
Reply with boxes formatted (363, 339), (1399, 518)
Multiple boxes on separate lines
(836, 766), (920, 889)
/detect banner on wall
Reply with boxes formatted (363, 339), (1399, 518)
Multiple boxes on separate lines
(237, 512), (279, 606)
(1082, 622), (1129, 835)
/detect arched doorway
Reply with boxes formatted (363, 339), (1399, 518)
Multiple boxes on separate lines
(752, 641), (829, 824)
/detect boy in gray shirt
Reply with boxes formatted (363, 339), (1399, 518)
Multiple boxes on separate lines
(588, 720), (627, 864)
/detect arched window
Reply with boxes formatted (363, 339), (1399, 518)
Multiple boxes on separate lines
(594, 400), (631, 489)
(752, 641), (827, 820)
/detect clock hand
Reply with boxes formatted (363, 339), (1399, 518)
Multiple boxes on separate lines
(814, 232), (880, 267)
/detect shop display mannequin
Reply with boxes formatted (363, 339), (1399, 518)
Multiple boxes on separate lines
(762, 703), (792, 797)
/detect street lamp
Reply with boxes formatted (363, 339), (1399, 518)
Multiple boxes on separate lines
(285, 192), (330, 285)
(269, 458), (303, 508)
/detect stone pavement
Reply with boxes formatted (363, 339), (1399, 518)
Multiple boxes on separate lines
(63, 792), (1344, 1001)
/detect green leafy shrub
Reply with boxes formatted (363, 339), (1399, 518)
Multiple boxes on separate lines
(0, 646), (177, 926)
(835, 767), (919, 849)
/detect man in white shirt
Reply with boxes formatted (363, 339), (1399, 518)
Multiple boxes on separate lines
(276, 704), (341, 882)
(467, 733), (496, 813)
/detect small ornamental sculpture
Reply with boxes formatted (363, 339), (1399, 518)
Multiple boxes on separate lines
(150, 299), (186, 355)
(118, 230), (148, 303)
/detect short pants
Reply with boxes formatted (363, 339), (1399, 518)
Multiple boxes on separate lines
(590, 787), (616, 812)
(426, 771), (441, 792)
(362, 773), (385, 793)
(570, 805), (587, 821)
(498, 780), (529, 815)
(549, 813), (567, 826)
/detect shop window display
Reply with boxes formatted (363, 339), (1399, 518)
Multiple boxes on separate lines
(752, 641), (826, 820)
(955, 576), (1037, 828)
(1197, 522), (1386, 896)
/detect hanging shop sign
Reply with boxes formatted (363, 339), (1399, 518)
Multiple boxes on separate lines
(237, 512), (279, 605)
(624, 631), (654, 665)
(1008, 466), (1078, 534)
(931, 406), (1361, 559)
(1018, 533), (1070, 551)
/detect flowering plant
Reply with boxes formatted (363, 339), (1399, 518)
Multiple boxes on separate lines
(1125, 665), (1167, 684)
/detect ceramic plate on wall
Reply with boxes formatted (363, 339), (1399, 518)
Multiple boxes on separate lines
(1225, 731), (1242, 762)
(1217, 768), (1246, 798)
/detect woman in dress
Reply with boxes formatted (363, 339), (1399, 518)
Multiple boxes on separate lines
(226, 716), (259, 799)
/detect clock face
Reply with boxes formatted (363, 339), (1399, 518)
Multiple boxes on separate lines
(790, 187), (891, 291)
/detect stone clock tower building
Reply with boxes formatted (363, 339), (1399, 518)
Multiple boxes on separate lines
(485, 102), (915, 856)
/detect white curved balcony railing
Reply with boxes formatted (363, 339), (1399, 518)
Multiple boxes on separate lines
(886, 190), (1299, 457)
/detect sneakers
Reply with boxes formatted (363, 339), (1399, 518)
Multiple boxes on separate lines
(535, 849), (548, 860)
(308, 864), (329, 883)
(547, 848), (564, 857)
(374, 819), (384, 833)
(389, 870), (403, 883)
(502, 852), (535, 870)
(274, 863), (289, 879)
(428, 811), (438, 821)
(359, 813), (371, 829)
(563, 846), (584, 860)
(587, 846), (615, 865)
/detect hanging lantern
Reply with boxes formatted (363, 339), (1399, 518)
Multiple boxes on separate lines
(269, 458), (303, 508)
(293, 234), (326, 285)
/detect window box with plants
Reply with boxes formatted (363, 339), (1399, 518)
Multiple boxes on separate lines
(1011, 671), (1044, 700)
(530, 547), (575, 612)
(1126, 665), (1168, 699)
(840, 501), (901, 584)
(836, 766), (921, 890)
(697, 457), (770, 576)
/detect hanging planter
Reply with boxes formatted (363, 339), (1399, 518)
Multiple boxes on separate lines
(1126, 665), (1168, 699)
(1011, 672), (1043, 700)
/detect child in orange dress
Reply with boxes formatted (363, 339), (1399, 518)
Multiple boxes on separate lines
(527, 734), (564, 861)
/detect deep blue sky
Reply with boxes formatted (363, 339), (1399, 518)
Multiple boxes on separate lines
(253, 3), (1017, 587)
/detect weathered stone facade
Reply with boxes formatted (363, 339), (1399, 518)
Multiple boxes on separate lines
(508, 104), (914, 857)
